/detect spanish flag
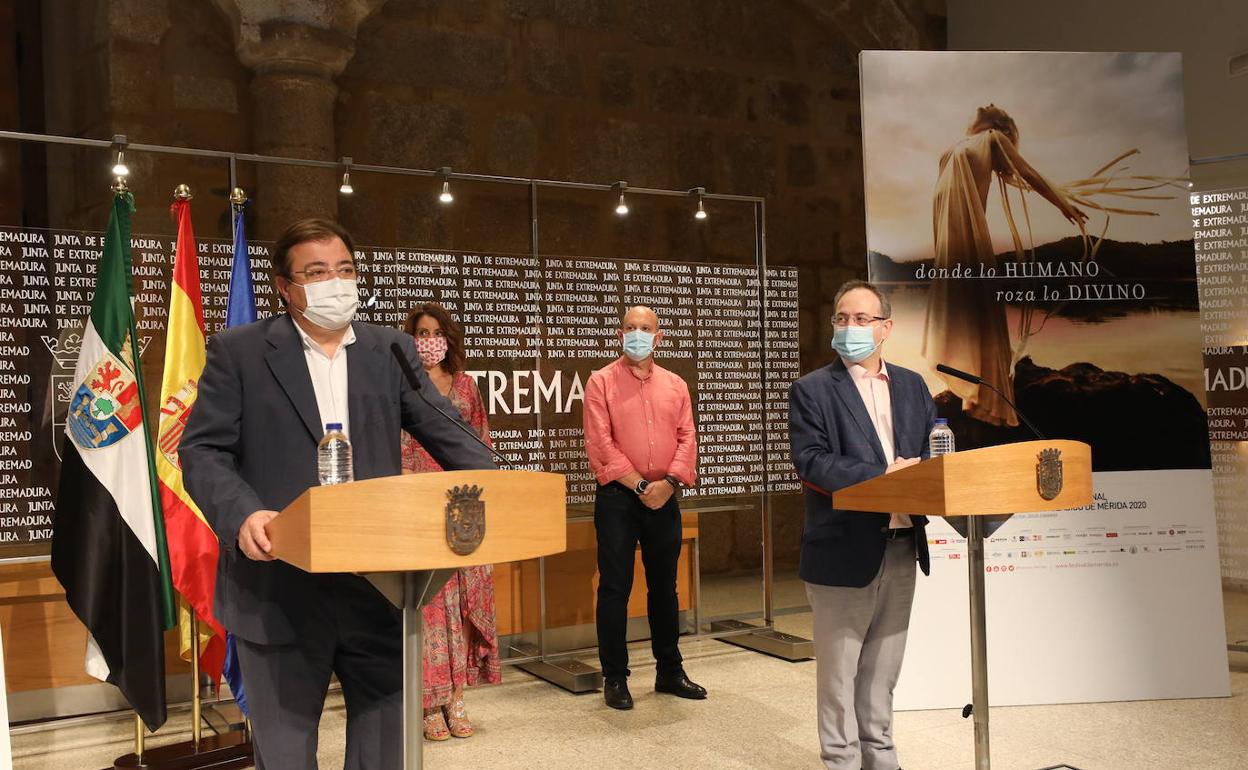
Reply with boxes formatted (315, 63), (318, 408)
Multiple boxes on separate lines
(156, 193), (225, 681)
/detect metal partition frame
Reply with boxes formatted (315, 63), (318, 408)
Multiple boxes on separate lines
(0, 128), (797, 701)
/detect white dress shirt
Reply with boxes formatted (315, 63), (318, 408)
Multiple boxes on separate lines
(292, 319), (356, 439)
(847, 360), (912, 529)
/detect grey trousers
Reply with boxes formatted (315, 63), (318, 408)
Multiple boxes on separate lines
(805, 537), (917, 770)
(234, 574), (403, 770)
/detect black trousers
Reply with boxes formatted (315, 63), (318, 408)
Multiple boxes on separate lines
(594, 482), (684, 680)
(234, 574), (402, 770)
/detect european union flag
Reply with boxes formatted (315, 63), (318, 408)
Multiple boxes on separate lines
(223, 202), (254, 716)
(225, 205), (257, 328)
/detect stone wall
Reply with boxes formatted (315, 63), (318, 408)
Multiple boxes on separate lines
(10, 0), (946, 574)
(35, 0), (251, 235)
(0, 0), (22, 225)
(338, 1), (943, 381)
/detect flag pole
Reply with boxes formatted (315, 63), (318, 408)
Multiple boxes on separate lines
(171, 181), (205, 752)
(191, 612), (202, 748)
(113, 176), (152, 763)
(128, 172), (145, 764)
(229, 186), (255, 757)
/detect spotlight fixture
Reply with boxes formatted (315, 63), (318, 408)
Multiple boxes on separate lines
(438, 167), (454, 204)
(690, 186), (708, 220)
(339, 156), (354, 195)
(111, 134), (130, 177)
(613, 181), (629, 216)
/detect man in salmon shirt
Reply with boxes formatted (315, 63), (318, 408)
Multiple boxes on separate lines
(583, 305), (704, 711)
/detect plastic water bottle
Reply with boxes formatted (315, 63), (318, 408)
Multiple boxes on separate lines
(929, 418), (955, 457)
(317, 422), (353, 485)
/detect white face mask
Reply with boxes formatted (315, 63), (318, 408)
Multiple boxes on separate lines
(296, 277), (359, 330)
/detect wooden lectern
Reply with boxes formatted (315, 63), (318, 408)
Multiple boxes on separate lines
(835, 440), (1093, 770)
(267, 470), (567, 770)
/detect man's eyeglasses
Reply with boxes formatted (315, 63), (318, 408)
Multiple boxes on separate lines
(290, 264), (358, 282)
(833, 313), (888, 327)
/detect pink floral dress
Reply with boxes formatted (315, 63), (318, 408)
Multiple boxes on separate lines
(400, 372), (502, 708)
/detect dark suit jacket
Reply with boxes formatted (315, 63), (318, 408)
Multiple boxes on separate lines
(789, 358), (936, 587)
(180, 315), (496, 644)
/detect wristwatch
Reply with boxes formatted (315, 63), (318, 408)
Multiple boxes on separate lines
(634, 479), (650, 495)
(664, 475), (682, 498)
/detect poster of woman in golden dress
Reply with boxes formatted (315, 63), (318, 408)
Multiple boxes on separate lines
(924, 105), (1087, 426)
(861, 52), (1196, 459)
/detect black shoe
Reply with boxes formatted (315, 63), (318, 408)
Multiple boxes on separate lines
(603, 677), (633, 710)
(654, 670), (707, 699)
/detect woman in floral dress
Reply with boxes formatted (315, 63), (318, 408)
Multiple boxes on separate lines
(401, 302), (500, 740)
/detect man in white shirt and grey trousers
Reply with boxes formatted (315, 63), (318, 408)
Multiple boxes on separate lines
(788, 280), (936, 770)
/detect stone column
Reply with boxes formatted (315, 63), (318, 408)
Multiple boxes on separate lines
(237, 22), (355, 235)
(213, 0), (387, 235)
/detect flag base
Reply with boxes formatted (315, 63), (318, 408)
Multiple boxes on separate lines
(106, 729), (253, 770)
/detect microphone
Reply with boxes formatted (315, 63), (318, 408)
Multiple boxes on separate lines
(389, 341), (515, 469)
(935, 363), (1046, 440)
(935, 363), (981, 385)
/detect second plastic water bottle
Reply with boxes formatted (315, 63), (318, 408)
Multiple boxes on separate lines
(929, 418), (955, 457)
(317, 422), (353, 485)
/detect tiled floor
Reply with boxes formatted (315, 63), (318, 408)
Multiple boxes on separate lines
(10, 591), (1248, 769)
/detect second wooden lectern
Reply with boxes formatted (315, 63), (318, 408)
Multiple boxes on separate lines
(835, 440), (1093, 770)
(267, 470), (567, 770)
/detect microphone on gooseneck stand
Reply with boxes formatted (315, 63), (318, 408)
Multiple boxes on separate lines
(388, 341), (516, 469)
(935, 363), (1046, 440)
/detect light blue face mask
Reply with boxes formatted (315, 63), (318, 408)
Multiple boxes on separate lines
(832, 325), (878, 363)
(622, 330), (656, 361)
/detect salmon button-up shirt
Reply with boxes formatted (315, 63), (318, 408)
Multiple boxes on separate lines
(583, 357), (697, 487)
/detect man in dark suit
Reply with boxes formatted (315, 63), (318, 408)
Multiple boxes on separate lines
(789, 280), (936, 770)
(180, 218), (495, 769)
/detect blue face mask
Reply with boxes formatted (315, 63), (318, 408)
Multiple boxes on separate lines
(622, 330), (656, 361)
(832, 325), (878, 363)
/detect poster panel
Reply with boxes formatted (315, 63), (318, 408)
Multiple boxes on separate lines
(860, 50), (1229, 707)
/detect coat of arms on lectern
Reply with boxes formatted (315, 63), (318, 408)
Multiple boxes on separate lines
(445, 484), (486, 555)
(1037, 448), (1063, 501)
